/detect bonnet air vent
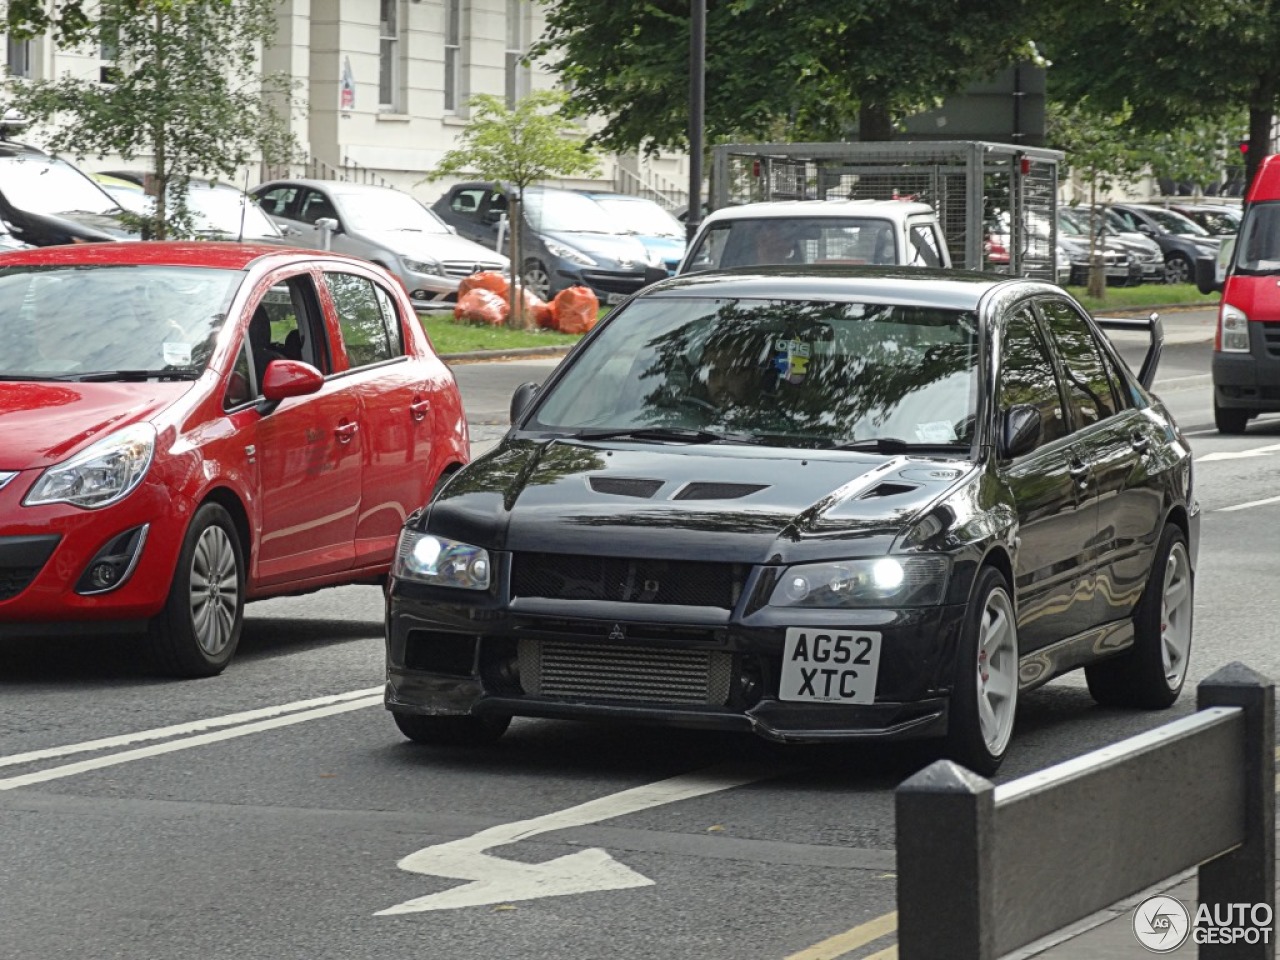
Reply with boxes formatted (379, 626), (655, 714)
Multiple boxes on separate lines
(588, 477), (664, 498)
(857, 482), (920, 499)
(672, 482), (769, 501)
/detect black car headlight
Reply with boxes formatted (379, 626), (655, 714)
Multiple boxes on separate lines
(393, 530), (491, 590)
(769, 556), (949, 608)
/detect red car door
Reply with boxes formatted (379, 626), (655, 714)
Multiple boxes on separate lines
(231, 269), (364, 585)
(319, 270), (437, 570)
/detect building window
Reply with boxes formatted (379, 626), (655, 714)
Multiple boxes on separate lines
(505, 0), (529, 107)
(378, 0), (400, 111)
(6, 35), (31, 79)
(99, 20), (120, 84)
(444, 0), (462, 113)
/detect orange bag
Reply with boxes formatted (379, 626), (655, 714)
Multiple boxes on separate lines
(453, 288), (509, 326)
(458, 270), (507, 299)
(551, 285), (599, 334)
(504, 281), (551, 327)
(533, 301), (555, 328)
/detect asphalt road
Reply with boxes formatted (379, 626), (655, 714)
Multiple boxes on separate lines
(5, 305), (1279, 960)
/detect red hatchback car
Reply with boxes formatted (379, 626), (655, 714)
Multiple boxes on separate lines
(0, 242), (469, 676)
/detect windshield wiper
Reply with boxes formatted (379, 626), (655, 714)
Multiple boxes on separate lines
(573, 426), (759, 445)
(70, 369), (201, 382)
(833, 437), (969, 454)
(0, 373), (66, 381)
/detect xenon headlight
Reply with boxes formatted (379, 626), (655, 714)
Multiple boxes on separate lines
(393, 530), (491, 590)
(544, 240), (597, 267)
(769, 556), (949, 608)
(402, 257), (446, 277)
(24, 422), (156, 509)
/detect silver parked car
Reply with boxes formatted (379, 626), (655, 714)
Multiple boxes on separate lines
(252, 179), (508, 309)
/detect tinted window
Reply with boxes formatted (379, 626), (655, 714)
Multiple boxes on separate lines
(324, 273), (400, 367)
(258, 186), (298, 218)
(298, 190), (340, 226)
(450, 188), (487, 217)
(247, 275), (328, 388)
(999, 307), (1068, 451)
(530, 297), (980, 449)
(1038, 299), (1118, 428)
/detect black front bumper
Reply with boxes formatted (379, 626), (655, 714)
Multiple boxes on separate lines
(385, 588), (965, 744)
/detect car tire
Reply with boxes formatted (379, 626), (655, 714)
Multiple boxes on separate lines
(944, 566), (1018, 776)
(1085, 524), (1193, 709)
(1214, 399), (1250, 435)
(1164, 253), (1193, 285)
(392, 711), (511, 746)
(148, 502), (245, 678)
(523, 259), (552, 301)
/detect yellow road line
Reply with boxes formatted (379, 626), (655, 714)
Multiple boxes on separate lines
(863, 947), (898, 960)
(784, 911), (897, 960)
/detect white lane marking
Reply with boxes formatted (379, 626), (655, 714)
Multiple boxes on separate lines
(1216, 494), (1280, 513)
(0, 686), (382, 770)
(378, 761), (779, 914)
(1183, 428), (1218, 438)
(1197, 441), (1280, 463)
(0, 695), (382, 792)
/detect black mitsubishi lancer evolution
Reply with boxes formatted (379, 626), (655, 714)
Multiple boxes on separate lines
(384, 266), (1197, 774)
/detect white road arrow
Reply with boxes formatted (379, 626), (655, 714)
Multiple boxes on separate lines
(1197, 441), (1280, 463)
(377, 762), (774, 914)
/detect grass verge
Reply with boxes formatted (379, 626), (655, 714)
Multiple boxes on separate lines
(420, 313), (583, 355)
(1064, 283), (1218, 313)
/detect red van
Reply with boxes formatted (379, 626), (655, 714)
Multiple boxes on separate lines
(1206, 153), (1280, 433)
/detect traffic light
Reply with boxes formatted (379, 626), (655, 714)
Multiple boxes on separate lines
(1239, 140), (1250, 155)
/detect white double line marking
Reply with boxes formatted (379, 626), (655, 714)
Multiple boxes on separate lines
(0, 686), (383, 792)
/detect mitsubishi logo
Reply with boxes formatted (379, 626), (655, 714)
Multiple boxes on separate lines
(608, 623), (626, 641)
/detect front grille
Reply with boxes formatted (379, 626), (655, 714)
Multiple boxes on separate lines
(519, 639), (732, 704)
(1263, 322), (1280, 357)
(580, 271), (647, 294)
(510, 552), (746, 608)
(0, 565), (41, 601)
(442, 260), (506, 279)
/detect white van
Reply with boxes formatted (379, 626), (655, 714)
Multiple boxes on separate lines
(676, 199), (951, 275)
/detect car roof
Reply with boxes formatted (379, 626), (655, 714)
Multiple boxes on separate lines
(0, 240), (366, 271)
(697, 199), (937, 227)
(641, 265), (1010, 310)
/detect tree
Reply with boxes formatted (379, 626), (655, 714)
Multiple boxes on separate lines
(426, 90), (600, 327)
(1042, 0), (1278, 186)
(1047, 98), (1154, 298)
(531, 0), (1045, 153)
(3, 0), (298, 239)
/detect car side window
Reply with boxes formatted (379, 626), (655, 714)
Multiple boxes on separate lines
(244, 275), (329, 393)
(298, 190), (340, 226)
(449, 188), (487, 219)
(222, 342), (254, 411)
(1038, 299), (1119, 428)
(257, 187), (298, 219)
(907, 223), (945, 267)
(999, 307), (1070, 452)
(372, 282), (406, 356)
(324, 272), (401, 367)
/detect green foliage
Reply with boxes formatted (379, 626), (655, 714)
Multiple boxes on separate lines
(532, 0), (1045, 154)
(4, 0), (299, 240)
(425, 91), (599, 190)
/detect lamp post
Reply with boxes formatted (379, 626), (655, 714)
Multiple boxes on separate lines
(686, 0), (705, 242)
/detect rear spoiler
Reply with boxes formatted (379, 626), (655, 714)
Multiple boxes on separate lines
(1093, 312), (1163, 391)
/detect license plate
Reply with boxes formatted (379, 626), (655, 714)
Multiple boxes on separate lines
(779, 628), (881, 703)
(605, 292), (627, 305)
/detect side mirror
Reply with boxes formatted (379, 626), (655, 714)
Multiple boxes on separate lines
(1195, 256), (1223, 295)
(260, 359), (324, 407)
(1137, 224), (1155, 236)
(1001, 404), (1042, 459)
(510, 381), (539, 424)
(642, 266), (668, 286)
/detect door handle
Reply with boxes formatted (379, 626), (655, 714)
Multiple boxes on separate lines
(409, 398), (431, 422)
(1067, 460), (1090, 486)
(334, 422), (359, 444)
(1130, 430), (1150, 451)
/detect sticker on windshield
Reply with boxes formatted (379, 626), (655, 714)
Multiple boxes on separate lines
(916, 420), (957, 443)
(163, 342), (194, 366)
(772, 338), (811, 384)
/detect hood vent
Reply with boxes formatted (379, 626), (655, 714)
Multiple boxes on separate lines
(673, 482), (769, 501)
(857, 481), (920, 499)
(588, 476), (664, 498)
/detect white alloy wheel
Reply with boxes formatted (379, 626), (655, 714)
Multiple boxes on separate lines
(976, 587), (1018, 757)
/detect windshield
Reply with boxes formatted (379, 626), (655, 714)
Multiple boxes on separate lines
(1142, 207), (1211, 238)
(685, 217), (900, 272)
(333, 191), (450, 234)
(0, 265), (243, 379)
(1233, 201), (1280, 275)
(523, 190), (617, 233)
(592, 197), (684, 238)
(528, 296), (980, 449)
(0, 156), (120, 217)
